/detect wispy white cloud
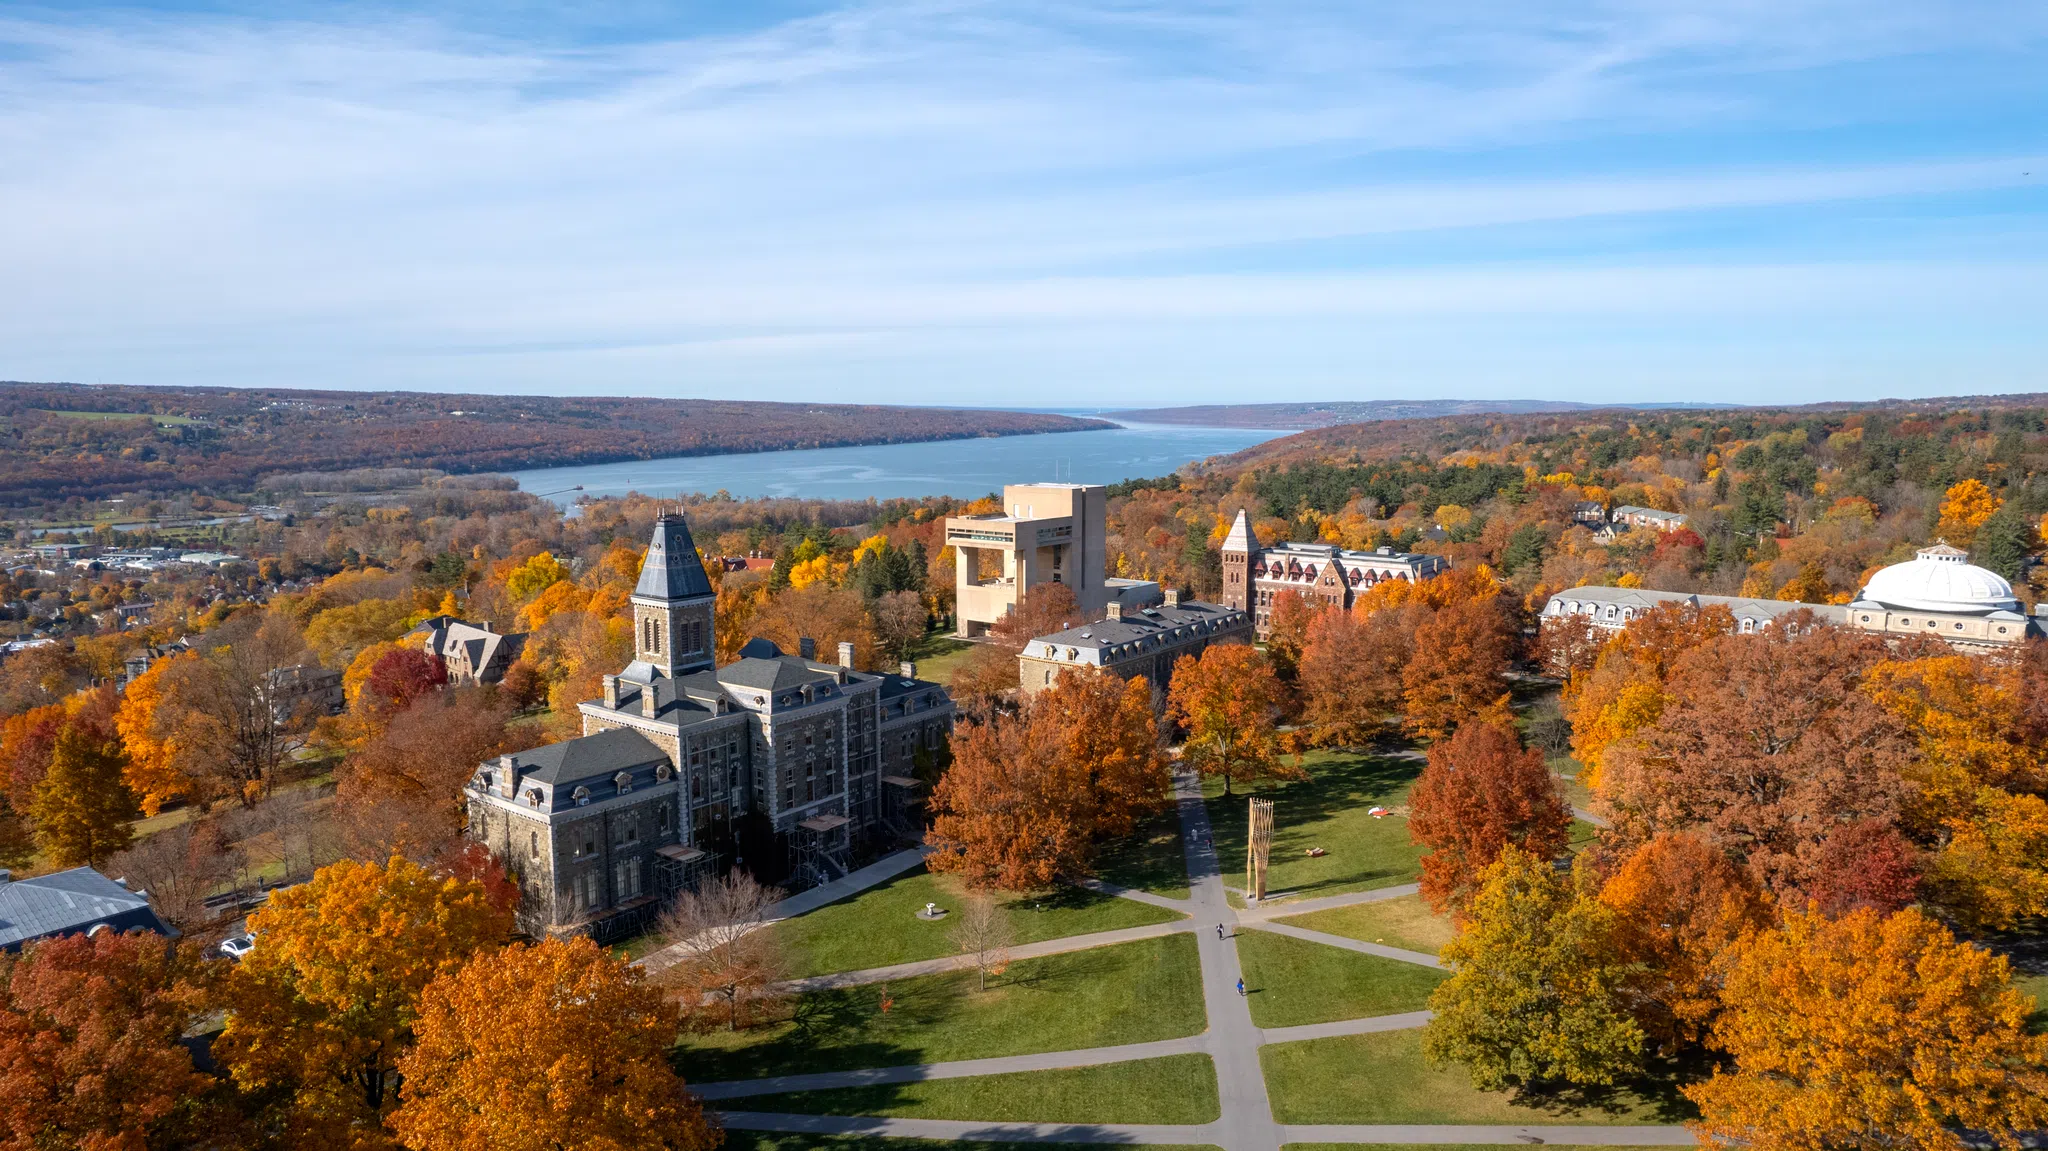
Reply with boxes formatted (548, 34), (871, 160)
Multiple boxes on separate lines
(0, 0), (2044, 401)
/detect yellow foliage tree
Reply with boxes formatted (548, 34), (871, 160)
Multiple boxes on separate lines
(1936, 478), (2001, 546)
(113, 653), (198, 815)
(305, 598), (416, 669)
(1773, 561), (1832, 604)
(1688, 906), (2048, 1150)
(504, 552), (571, 603)
(788, 553), (834, 590)
(517, 578), (592, 632)
(1924, 788), (2048, 931)
(216, 856), (513, 1146)
(390, 938), (716, 1151)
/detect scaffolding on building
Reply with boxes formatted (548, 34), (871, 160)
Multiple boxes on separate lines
(653, 843), (721, 899)
(880, 774), (925, 839)
(791, 813), (853, 891)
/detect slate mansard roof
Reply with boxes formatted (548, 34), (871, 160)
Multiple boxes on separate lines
(499, 726), (670, 787)
(635, 513), (714, 601)
(1028, 599), (1250, 662)
(0, 867), (171, 952)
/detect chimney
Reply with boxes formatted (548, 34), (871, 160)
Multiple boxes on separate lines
(603, 674), (620, 709)
(1164, 587), (1183, 608)
(1105, 601), (1122, 621)
(641, 683), (660, 718)
(0, 869), (11, 884)
(799, 637), (817, 661)
(837, 641), (855, 669)
(899, 661), (916, 679)
(497, 755), (520, 799)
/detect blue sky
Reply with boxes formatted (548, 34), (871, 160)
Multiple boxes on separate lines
(2, 1), (2045, 406)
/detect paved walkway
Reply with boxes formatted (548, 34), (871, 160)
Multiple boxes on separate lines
(1246, 919), (1443, 970)
(1072, 875), (1197, 914)
(716, 1112), (1218, 1144)
(1236, 882), (1421, 921)
(639, 845), (930, 974)
(779, 920), (1192, 993)
(1260, 1009), (1433, 1046)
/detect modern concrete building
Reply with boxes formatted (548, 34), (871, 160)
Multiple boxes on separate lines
(1543, 543), (2042, 652)
(945, 483), (1157, 637)
(464, 512), (955, 941)
(1018, 589), (1254, 710)
(1216, 510), (1450, 639)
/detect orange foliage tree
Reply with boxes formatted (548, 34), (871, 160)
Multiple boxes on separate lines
(928, 667), (1167, 889)
(1562, 601), (1735, 790)
(390, 938), (717, 1151)
(216, 856), (513, 1147)
(1597, 831), (1770, 1049)
(1296, 603), (1409, 747)
(338, 689), (529, 860)
(1262, 589), (1318, 686)
(1689, 906), (2048, 1150)
(1407, 721), (1572, 914)
(0, 929), (217, 1151)
(113, 652), (201, 815)
(1401, 593), (1515, 740)
(1934, 478), (2001, 546)
(947, 582), (1080, 711)
(1165, 643), (1293, 796)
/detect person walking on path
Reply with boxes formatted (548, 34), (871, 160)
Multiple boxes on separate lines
(1236, 978), (1245, 997)
(1216, 923), (1225, 940)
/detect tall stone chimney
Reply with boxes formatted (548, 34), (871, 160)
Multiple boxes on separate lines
(838, 641), (855, 668)
(899, 661), (916, 679)
(798, 637), (817, 661)
(602, 674), (620, 709)
(1105, 601), (1123, 621)
(1164, 587), (1183, 608)
(640, 683), (660, 718)
(497, 755), (520, 798)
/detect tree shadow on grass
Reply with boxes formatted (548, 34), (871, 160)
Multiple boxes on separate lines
(1502, 1053), (1706, 1124)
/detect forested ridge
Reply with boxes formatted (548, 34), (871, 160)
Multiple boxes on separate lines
(0, 381), (1106, 510)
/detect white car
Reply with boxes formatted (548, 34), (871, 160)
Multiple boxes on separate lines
(219, 934), (256, 960)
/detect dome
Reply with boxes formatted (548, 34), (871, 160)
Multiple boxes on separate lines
(1858, 543), (2018, 614)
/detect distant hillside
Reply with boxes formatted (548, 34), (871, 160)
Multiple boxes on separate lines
(1110, 400), (1632, 429)
(0, 382), (1109, 509)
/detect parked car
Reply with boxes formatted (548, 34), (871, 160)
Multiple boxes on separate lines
(219, 934), (255, 960)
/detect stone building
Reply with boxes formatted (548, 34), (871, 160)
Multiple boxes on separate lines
(1018, 589), (1253, 710)
(1216, 510), (1449, 639)
(464, 512), (955, 940)
(1543, 543), (2042, 652)
(409, 616), (526, 685)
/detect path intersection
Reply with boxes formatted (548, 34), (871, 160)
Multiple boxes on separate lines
(687, 772), (1697, 1150)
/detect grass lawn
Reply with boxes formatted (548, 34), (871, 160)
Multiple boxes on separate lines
(740, 1053), (1219, 1124)
(774, 866), (1182, 979)
(36, 408), (201, 426)
(2016, 971), (2048, 1032)
(1203, 748), (1425, 902)
(1236, 929), (1444, 1028)
(1279, 893), (1454, 956)
(905, 628), (976, 686)
(1262, 1029), (1697, 1125)
(726, 1136), (1222, 1151)
(673, 934), (1205, 1083)
(1287, 1146), (1684, 1150)
(1094, 808), (1190, 900)
(1553, 766), (1596, 814)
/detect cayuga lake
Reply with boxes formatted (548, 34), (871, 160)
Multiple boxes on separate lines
(508, 421), (1287, 509)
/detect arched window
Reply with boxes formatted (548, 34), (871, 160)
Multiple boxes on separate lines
(573, 786), (591, 807)
(529, 830), (539, 860)
(615, 771), (634, 794)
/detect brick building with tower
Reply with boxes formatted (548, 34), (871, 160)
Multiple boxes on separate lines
(464, 511), (955, 941)
(1216, 510), (1449, 639)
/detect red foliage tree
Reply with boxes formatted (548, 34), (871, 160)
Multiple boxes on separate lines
(364, 647), (448, 712)
(1803, 818), (1921, 917)
(1408, 721), (1574, 914)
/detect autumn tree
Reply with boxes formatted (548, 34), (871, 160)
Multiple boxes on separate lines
(1597, 621), (1913, 902)
(1597, 831), (1770, 1049)
(1166, 643), (1293, 797)
(1923, 788), (2048, 931)
(1562, 601), (1735, 789)
(339, 688), (523, 859)
(1296, 604), (1403, 747)
(0, 930), (217, 1151)
(1401, 592), (1514, 741)
(166, 609), (319, 805)
(951, 892), (1015, 993)
(109, 817), (240, 931)
(390, 938), (718, 1151)
(1036, 667), (1169, 839)
(216, 855), (513, 1145)
(1407, 721), (1572, 915)
(872, 588), (929, 665)
(948, 581), (1081, 711)
(1425, 846), (1644, 1091)
(1934, 477), (2001, 546)
(114, 652), (201, 816)
(1688, 906), (2048, 1150)
(1263, 589), (1318, 686)
(363, 647), (449, 714)
(926, 711), (1085, 890)
(656, 871), (787, 1032)
(1533, 612), (1603, 679)
(750, 582), (880, 671)
(30, 718), (135, 868)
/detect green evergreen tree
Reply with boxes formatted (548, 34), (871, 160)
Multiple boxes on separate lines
(1499, 524), (1547, 576)
(1973, 503), (2035, 580)
(30, 723), (136, 868)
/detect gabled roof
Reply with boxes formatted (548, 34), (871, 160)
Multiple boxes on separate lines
(0, 867), (167, 951)
(635, 514), (714, 602)
(502, 726), (668, 786)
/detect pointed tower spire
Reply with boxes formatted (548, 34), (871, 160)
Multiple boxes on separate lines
(626, 511), (716, 681)
(1221, 509), (1255, 555)
(636, 512), (713, 601)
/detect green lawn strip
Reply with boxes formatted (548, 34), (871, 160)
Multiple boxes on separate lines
(1203, 748), (1426, 901)
(1278, 893), (1454, 956)
(1569, 817), (1602, 849)
(737, 1052), (1219, 1125)
(905, 629), (976, 686)
(775, 865), (1182, 979)
(1236, 929), (1443, 1028)
(1262, 1030), (1697, 1125)
(1286, 1145), (1683, 1150)
(675, 933), (1205, 1083)
(725, 1136), (1221, 1151)
(1094, 809), (1190, 900)
(2014, 972), (2048, 1033)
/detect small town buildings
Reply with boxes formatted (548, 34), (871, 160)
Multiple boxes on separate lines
(946, 483), (1159, 637)
(1571, 501), (1608, 526)
(1018, 589), (1254, 709)
(267, 664), (343, 720)
(409, 616), (527, 686)
(1215, 510), (1449, 639)
(1610, 505), (1690, 532)
(0, 867), (171, 953)
(1543, 543), (2042, 652)
(465, 512), (956, 941)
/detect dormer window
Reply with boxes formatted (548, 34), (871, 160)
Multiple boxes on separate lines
(573, 786), (591, 807)
(479, 771), (493, 791)
(526, 788), (544, 808)
(656, 763), (673, 782)
(615, 771), (633, 795)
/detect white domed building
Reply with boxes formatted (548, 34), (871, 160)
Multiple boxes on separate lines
(1543, 542), (2042, 652)
(1844, 543), (2036, 648)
